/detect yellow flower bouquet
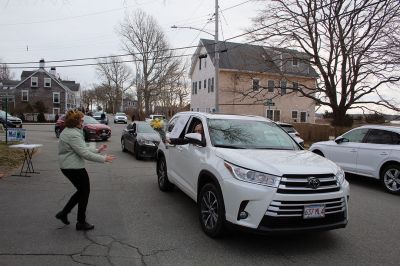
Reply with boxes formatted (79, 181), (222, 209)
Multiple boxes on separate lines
(150, 118), (166, 141)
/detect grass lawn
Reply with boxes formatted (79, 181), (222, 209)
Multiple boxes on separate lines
(0, 142), (25, 178)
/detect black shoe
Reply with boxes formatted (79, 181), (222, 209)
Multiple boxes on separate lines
(76, 222), (94, 231)
(55, 211), (70, 225)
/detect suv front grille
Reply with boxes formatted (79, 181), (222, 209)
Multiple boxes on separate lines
(260, 197), (347, 229)
(277, 173), (340, 194)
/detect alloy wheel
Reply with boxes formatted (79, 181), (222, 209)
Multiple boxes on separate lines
(200, 190), (219, 230)
(383, 167), (400, 193)
(157, 159), (166, 187)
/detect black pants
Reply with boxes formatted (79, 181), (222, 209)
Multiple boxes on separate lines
(60, 168), (90, 223)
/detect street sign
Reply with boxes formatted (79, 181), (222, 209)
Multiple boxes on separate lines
(264, 99), (275, 106)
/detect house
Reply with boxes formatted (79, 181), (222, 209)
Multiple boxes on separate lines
(189, 39), (319, 123)
(1, 59), (80, 117)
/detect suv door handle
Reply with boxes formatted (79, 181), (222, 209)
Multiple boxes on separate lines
(176, 146), (183, 151)
(380, 152), (388, 156)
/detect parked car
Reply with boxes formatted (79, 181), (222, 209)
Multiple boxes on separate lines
(93, 112), (109, 125)
(121, 121), (161, 159)
(310, 125), (400, 194)
(145, 114), (166, 123)
(55, 115), (111, 141)
(276, 122), (304, 147)
(0, 110), (22, 128)
(156, 112), (349, 237)
(114, 112), (128, 124)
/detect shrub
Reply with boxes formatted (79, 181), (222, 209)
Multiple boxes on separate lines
(37, 113), (46, 122)
(365, 113), (385, 124)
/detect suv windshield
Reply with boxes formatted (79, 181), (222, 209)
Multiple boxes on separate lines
(115, 113), (125, 116)
(207, 119), (299, 150)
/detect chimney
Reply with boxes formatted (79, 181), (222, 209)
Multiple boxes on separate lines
(39, 59), (45, 69)
(50, 67), (57, 76)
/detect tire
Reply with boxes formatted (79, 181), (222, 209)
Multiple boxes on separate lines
(134, 143), (142, 160)
(313, 150), (324, 157)
(157, 156), (173, 191)
(198, 183), (226, 238)
(55, 128), (61, 138)
(380, 164), (400, 194)
(121, 139), (127, 152)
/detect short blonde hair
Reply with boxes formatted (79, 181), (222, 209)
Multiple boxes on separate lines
(65, 109), (84, 128)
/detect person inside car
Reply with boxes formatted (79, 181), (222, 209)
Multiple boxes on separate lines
(167, 122), (204, 145)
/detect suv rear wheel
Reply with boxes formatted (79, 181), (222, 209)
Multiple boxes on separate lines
(199, 183), (226, 238)
(381, 164), (400, 194)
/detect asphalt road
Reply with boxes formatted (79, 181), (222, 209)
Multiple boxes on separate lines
(0, 123), (399, 266)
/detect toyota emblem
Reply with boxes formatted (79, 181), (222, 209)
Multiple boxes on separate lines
(307, 177), (320, 189)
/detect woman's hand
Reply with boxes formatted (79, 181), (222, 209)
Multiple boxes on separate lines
(105, 155), (116, 162)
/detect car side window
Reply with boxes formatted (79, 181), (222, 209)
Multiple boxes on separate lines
(342, 128), (369, 143)
(364, 129), (400, 145)
(167, 117), (178, 133)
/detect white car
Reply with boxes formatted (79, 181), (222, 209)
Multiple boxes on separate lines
(114, 112), (128, 124)
(309, 125), (400, 194)
(156, 112), (349, 237)
(276, 122), (304, 147)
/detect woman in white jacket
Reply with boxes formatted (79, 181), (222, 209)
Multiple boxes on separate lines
(56, 110), (115, 231)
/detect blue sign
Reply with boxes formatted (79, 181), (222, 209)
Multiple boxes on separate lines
(7, 128), (26, 142)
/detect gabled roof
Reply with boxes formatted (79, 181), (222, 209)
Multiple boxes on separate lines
(191, 39), (318, 78)
(61, 80), (80, 91)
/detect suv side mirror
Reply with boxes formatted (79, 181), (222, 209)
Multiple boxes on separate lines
(335, 136), (348, 144)
(185, 133), (205, 146)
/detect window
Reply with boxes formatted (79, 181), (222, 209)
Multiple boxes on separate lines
(342, 128), (369, 143)
(192, 82), (194, 94)
(22, 90), (28, 101)
(300, 112), (307, 122)
(292, 57), (298, 66)
(53, 108), (60, 115)
(199, 58), (202, 70)
(44, 78), (51, 87)
(252, 79), (260, 91)
(31, 77), (38, 87)
(266, 109), (280, 121)
(53, 92), (60, 103)
(208, 78), (211, 93)
(267, 80), (274, 92)
(266, 110), (273, 120)
(281, 81), (287, 95)
(292, 111), (298, 119)
(274, 110), (281, 122)
(293, 82), (299, 90)
(194, 82), (197, 94)
(204, 79), (206, 89)
(199, 81), (201, 90)
(211, 77), (214, 92)
(364, 129), (400, 145)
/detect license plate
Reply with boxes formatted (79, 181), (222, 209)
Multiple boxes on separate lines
(303, 205), (325, 219)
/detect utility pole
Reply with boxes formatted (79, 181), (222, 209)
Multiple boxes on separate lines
(214, 0), (219, 113)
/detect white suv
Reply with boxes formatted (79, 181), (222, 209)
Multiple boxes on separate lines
(156, 112), (349, 237)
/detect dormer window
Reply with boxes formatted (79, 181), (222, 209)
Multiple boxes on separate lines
(31, 77), (38, 87)
(44, 78), (51, 88)
(292, 57), (298, 66)
(252, 79), (260, 91)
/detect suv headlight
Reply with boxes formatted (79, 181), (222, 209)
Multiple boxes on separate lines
(224, 162), (281, 188)
(138, 139), (155, 146)
(335, 168), (346, 185)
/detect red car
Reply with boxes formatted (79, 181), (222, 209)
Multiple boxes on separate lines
(55, 115), (111, 141)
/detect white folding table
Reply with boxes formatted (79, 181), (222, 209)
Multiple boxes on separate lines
(9, 144), (43, 177)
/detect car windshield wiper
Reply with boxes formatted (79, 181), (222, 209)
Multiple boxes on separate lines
(214, 144), (245, 149)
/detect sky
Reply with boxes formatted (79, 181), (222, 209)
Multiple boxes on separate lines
(0, 0), (259, 88)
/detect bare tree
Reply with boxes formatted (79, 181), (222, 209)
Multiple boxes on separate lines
(0, 59), (14, 81)
(118, 9), (183, 116)
(81, 88), (97, 112)
(96, 57), (133, 113)
(249, 0), (400, 126)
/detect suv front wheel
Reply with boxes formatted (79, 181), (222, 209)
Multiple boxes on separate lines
(157, 156), (173, 191)
(199, 183), (226, 238)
